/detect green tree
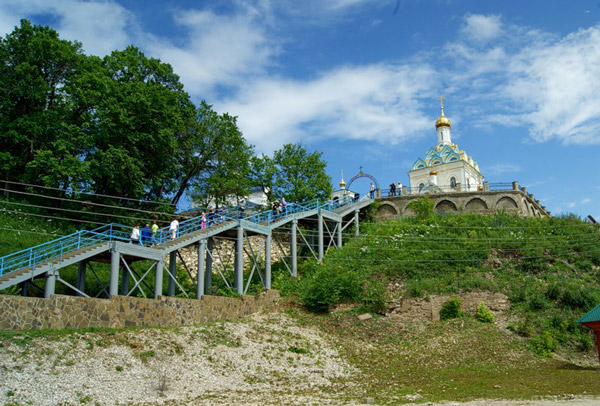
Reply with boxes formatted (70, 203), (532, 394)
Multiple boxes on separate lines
(190, 111), (254, 208)
(0, 19), (89, 188)
(86, 46), (194, 200)
(250, 154), (276, 203)
(271, 143), (332, 203)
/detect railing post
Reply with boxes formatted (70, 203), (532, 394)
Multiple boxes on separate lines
(77, 232), (81, 249)
(196, 239), (206, 299)
(318, 213), (324, 262)
(109, 249), (119, 297)
(265, 233), (272, 289)
(291, 219), (297, 277)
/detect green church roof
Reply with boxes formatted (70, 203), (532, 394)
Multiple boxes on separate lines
(578, 303), (600, 323)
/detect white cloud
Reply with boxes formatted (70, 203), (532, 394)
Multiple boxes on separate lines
(498, 25), (600, 145)
(218, 63), (436, 152)
(486, 163), (522, 176)
(146, 7), (276, 97)
(567, 202), (576, 208)
(461, 14), (502, 43)
(0, 0), (133, 55)
(581, 198), (591, 204)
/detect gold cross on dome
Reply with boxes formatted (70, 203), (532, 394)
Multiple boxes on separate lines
(437, 96), (445, 110)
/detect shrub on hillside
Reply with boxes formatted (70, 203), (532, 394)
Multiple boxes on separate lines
(531, 330), (557, 357)
(440, 297), (463, 320)
(475, 302), (494, 323)
(406, 197), (435, 220)
(361, 278), (387, 314)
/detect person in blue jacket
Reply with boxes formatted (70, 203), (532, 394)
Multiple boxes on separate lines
(141, 224), (152, 246)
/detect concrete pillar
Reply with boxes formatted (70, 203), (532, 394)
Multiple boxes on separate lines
(235, 227), (244, 295)
(376, 189), (381, 199)
(401, 186), (407, 196)
(318, 213), (324, 261)
(337, 220), (343, 248)
(522, 187), (527, 194)
(109, 250), (119, 297)
(456, 183), (462, 192)
(512, 181), (519, 190)
(44, 271), (56, 299)
(196, 239), (206, 299)
(120, 267), (129, 296)
(354, 210), (360, 236)
(291, 219), (297, 277)
(265, 234), (272, 289)
(204, 237), (213, 294)
(76, 261), (86, 296)
(167, 251), (176, 296)
(483, 181), (489, 191)
(154, 260), (163, 299)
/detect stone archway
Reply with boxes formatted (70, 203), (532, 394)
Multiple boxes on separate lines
(377, 203), (399, 219)
(435, 200), (458, 213)
(496, 196), (518, 210)
(464, 198), (488, 211)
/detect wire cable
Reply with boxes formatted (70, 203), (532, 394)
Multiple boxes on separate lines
(1, 179), (175, 206)
(0, 187), (173, 217)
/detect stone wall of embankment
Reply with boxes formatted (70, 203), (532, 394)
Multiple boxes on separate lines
(0, 290), (280, 330)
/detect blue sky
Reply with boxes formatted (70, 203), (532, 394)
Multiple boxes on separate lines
(1, 0), (599, 219)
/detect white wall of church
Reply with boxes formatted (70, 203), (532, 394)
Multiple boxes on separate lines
(409, 160), (483, 194)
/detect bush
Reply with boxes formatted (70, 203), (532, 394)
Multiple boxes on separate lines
(440, 297), (463, 320)
(531, 330), (557, 357)
(361, 278), (387, 314)
(407, 197), (435, 220)
(475, 302), (494, 323)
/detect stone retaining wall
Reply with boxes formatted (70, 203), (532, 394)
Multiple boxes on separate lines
(386, 291), (510, 323)
(0, 290), (280, 330)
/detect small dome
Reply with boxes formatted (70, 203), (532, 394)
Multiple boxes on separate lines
(435, 109), (451, 129)
(340, 179), (346, 189)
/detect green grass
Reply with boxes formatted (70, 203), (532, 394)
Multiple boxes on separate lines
(290, 309), (600, 403)
(276, 208), (600, 356)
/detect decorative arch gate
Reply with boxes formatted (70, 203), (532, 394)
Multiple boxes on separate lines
(346, 169), (381, 199)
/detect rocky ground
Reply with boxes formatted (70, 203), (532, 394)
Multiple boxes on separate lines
(1, 309), (598, 406)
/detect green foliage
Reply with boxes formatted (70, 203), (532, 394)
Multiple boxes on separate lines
(361, 278), (387, 314)
(475, 302), (494, 323)
(440, 297), (464, 320)
(531, 330), (558, 357)
(406, 197), (435, 220)
(253, 143), (332, 203)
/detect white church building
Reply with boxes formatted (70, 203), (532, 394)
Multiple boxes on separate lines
(409, 99), (484, 194)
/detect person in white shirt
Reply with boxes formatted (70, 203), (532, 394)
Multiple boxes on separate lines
(169, 218), (179, 240)
(130, 225), (140, 244)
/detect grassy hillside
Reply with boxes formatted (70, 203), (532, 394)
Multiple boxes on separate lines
(278, 201), (600, 357)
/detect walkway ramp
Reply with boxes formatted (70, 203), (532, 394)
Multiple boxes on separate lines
(0, 196), (373, 293)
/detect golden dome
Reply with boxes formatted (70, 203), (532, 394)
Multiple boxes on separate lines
(435, 96), (451, 129)
(339, 170), (346, 189)
(435, 109), (451, 129)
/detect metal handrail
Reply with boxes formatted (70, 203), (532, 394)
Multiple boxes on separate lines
(0, 195), (361, 278)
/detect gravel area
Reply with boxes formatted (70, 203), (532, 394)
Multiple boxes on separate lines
(0, 313), (355, 405)
(0, 313), (598, 406)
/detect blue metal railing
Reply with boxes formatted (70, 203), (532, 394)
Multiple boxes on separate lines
(0, 223), (134, 277)
(0, 195), (362, 278)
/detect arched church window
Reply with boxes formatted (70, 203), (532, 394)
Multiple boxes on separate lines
(450, 177), (457, 188)
(467, 178), (471, 190)
(419, 183), (425, 193)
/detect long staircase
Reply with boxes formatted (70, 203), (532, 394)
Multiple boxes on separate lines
(0, 196), (373, 293)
